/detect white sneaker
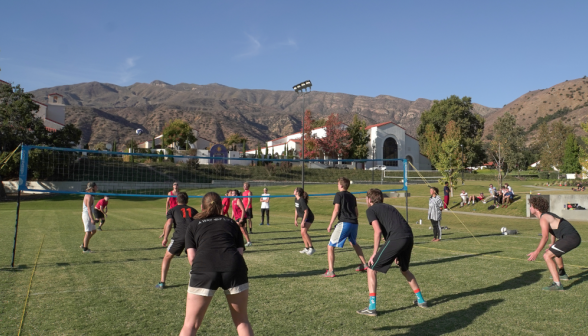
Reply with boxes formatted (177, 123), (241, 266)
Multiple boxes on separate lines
(443, 209), (449, 211)
(245, 242), (252, 247)
(306, 248), (315, 256)
(299, 248), (308, 254)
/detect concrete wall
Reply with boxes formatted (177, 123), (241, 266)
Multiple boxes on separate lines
(526, 194), (588, 221)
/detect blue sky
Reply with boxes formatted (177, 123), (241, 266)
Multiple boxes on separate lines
(1, 0), (587, 108)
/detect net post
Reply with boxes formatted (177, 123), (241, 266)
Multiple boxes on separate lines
(12, 144), (27, 268)
(404, 159), (408, 223)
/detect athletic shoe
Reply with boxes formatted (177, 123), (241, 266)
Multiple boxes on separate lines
(306, 248), (315, 256)
(542, 282), (564, 291)
(82, 249), (93, 253)
(259, 223), (264, 226)
(249, 229), (252, 234)
(443, 209), (449, 211)
(155, 282), (165, 289)
(299, 248), (309, 254)
(245, 242), (252, 247)
(97, 227), (102, 231)
(356, 307), (377, 317)
(550, 274), (570, 281)
(266, 223), (270, 226)
(323, 270), (335, 278)
(80, 244), (84, 249)
(413, 300), (428, 308)
(355, 264), (369, 272)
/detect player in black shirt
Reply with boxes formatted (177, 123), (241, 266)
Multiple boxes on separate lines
(325, 177), (368, 277)
(527, 197), (581, 291)
(156, 192), (198, 289)
(357, 189), (427, 317)
(294, 187), (315, 256)
(181, 192), (253, 336)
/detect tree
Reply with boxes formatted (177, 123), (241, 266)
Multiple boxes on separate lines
(417, 95), (485, 167)
(347, 114), (370, 160)
(487, 112), (526, 184)
(316, 113), (350, 159)
(301, 110), (321, 159)
(224, 133), (247, 151)
(46, 123), (82, 148)
(561, 134), (582, 174)
(580, 122), (588, 174)
(162, 119), (197, 150)
(421, 121), (463, 194)
(534, 121), (573, 172)
(0, 83), (46, 151)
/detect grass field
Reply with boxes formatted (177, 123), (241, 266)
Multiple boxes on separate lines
(1, 182), (587, 335)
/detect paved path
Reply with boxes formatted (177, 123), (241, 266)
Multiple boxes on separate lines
(406, 206), (535, 220)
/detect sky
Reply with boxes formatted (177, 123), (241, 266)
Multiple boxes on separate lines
(1, 0), (587, 108)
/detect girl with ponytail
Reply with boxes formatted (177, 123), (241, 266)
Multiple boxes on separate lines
(294, 187), (315, 255)
(181, 192), (253, 336)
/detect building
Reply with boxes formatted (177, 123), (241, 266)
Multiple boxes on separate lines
(137, 131), (212, 150)
(246, 121), (431, 170)
(1, 79), (65, 132)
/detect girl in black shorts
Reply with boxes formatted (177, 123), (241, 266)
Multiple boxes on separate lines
(181, 192), (253, 336)
(294, 187), (315, 255)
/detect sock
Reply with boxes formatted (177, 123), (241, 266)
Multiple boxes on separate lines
(83, 247), (88, 251)
(369, 293), (376, 310)
(554, 281), (561, 286)
(414, 289), (425, 304)
(558, 268), (566, 276)
(309, 246), (313, 249)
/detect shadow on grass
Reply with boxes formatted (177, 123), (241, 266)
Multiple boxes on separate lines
(374, 299), (504, 334)
(429, 269), (542, 306)
(567, 269), (588, 289)
(411, 251), (502, 267)
(249, 264), (358, 279)
(414, 233), (503, 244)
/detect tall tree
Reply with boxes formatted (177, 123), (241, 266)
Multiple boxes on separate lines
(534, 121), (573, 172)
(561, 133), (582, 174)
(316, 113), (350, 159)
(224, 133), (247, 151)
(347, 114), (370, 160)
(417, 95), (485, 167)
(162, 119), (197, 150)
(301, 110), (320, 159)
(487, 112), (526, 184)
(580, 122), (588, 174)
(0, 83), (46, 151)
(421, 121), (463, 194)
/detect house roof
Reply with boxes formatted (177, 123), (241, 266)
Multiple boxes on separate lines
(32, 99), (47, 107)
(0, 79), (11, 86)
(365, 121), (419, 140)
(48, 93), (64, 97)
(45, 127), (57, 132)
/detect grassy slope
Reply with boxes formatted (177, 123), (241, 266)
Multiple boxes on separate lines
(1, 182), (587, 335)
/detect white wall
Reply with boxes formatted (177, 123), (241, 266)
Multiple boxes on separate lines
(46, 104), (65, 124)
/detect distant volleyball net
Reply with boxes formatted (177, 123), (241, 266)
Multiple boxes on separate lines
(14, 145), (408, 198)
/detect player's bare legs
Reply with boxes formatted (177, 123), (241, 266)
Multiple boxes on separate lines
(160, 251), (175, 283)
(180, 294), (214, 336)
(352, 243), (367, 266)
(300, 227), (312, 248)
(226, 291), (254, 336)
(401, 269), (421, 292)
(544, 250), (560, 283)
(83, 230), (96, 249)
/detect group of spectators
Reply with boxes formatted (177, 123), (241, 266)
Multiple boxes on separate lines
(458, 183), (515, 208)
(572, 183), (585, 192)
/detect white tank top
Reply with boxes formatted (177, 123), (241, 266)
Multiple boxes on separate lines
(83, 196), (94, 213)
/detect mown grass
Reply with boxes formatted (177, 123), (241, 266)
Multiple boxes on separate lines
(1, 182), (587, 335)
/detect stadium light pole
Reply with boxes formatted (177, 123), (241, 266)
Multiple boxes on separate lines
(293, 80), (312, 189)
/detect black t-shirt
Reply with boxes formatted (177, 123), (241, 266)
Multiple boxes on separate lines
(185, 215), (247, 273)
(366, 203), (413, 241)
(295, 198), (315, 223)
(333, 191), (358, 224)
(167, 205), (198, 242)
(444, 186), (450, 196)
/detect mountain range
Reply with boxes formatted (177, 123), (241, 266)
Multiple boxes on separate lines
(27, 77), (587, 148)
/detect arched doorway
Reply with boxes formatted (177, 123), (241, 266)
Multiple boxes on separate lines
(406, 155), (413, 169)
(383, 137), (398, 167)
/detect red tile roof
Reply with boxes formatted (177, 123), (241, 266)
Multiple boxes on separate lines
(45, 127), (57, 132)
(0, 79), (11, 86)
(32, 99), (47, 106)
(48, 93), (64, 97)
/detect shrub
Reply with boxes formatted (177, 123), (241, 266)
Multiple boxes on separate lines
(213, 162), (226, 174)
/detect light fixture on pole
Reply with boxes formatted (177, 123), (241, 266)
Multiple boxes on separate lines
(293, 80), (312, 189)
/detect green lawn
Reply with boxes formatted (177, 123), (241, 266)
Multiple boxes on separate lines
(1, 183), (587, 335)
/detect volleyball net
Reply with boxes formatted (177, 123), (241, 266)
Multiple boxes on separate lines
(13, 145), (409, 198)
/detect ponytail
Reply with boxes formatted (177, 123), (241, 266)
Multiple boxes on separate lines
(195, 192), (223, 219)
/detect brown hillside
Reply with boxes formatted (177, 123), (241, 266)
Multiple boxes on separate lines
(28, 81), (496, 148)
(484, 77), (588, 141)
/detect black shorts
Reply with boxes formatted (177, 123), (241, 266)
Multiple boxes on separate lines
(371, 237), (413, 273)
(167, 239), (186, 256)
(93, 209), (105, 219)
(245, 208), (253, 219)
(549, 235), (581, 258)
(188, 268), (248, 297)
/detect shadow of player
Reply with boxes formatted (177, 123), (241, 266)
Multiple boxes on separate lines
(566, 269), (588, 289)
(429, 269), (542, 306)
(374, 299), (504, 335)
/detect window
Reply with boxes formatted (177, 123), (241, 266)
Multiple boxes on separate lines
(383, 137), (398, 167)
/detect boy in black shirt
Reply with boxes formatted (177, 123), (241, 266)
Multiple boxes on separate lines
(156, 192), (198, 289)
(357, 189), (427, 317)
(324, 177), (368, 277)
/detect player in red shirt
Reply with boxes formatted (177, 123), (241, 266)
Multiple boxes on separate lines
(242, 182), (254, 234)
(161, 182), (180, 238)
(222, 190), (231, 216)
(232, 190), (252, 247)
(94, 196), (109, 231)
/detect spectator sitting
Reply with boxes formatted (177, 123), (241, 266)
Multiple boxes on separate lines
(502, 189), (514, 208)
(475, 193), (485, 202)
(572, 183), (585, 192)
(505, 183), (514, 196)
(459, 190), (468, 207)
(496, 190), (504, 205)
(484, 184), (496, 204)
